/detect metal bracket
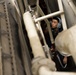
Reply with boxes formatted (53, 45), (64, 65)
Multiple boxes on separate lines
(2, 52), (12, 59)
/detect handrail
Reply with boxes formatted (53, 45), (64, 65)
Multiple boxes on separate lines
(35, 11), (64, 22)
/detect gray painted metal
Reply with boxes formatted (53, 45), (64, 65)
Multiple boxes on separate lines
(0, 0), (27, 75)
(0, 0), (76, 75)
(44, 0), (59, 13)
(0, 1), (17, 75)
(62, 0), (76, 28)
(28, 0), (37, 6)
(0, 47), (2, 75)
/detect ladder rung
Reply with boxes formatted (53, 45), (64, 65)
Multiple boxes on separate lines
(35, 10), (64, 22)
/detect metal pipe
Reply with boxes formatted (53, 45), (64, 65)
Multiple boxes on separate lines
(38, 5), (54, 44)
(23, 0), (29, 11)
(17, 0), (24, 16)
(35, 11), (64, 22)
(23, 12), (45, 58)
(36, 22), (51, 59)
(68, 0), (76, 16)
(39, 66), (76, 75)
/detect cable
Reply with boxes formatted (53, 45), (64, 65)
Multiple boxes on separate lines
(57, 54), (67, 68)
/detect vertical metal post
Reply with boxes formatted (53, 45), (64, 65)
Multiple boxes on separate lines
(17, 0), (24, 16)
(68, 0), (76, 15)
(57, 0), (67, 30)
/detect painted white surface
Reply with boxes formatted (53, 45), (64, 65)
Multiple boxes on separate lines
(55, 25), (76, 63)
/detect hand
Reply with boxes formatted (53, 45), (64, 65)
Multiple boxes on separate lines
(63, 57), (67, 64)
(50, 47), (54, 51)
(50, 43), (55, 51)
